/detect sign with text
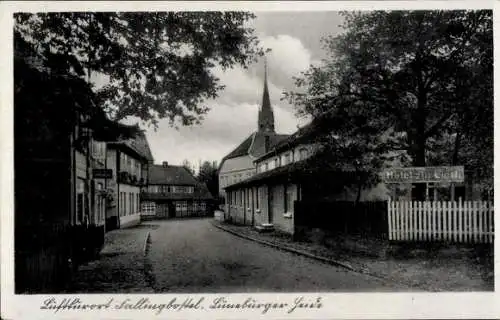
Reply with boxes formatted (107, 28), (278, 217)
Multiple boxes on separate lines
(93, 169), (113, 179)
(382, 166), (464, 184)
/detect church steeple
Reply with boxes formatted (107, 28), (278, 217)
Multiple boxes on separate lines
(258, 57), (275, 133)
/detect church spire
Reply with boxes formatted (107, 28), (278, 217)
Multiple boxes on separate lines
(258, 56), (275, 133)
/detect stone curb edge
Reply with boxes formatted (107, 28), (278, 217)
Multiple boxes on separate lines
(143, 231), (151, 256)
(211, 221), (356, 272)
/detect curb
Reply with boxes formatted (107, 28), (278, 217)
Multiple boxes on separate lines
(211, 221), (355, 272)
(143, 231), (151, 256)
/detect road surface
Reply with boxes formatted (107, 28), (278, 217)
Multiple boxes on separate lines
(145, 218), (410, 292)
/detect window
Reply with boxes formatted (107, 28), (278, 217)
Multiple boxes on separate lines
(285, 153), (291, 164)
(128, 193), (130, 215)
(255, 187), (259, 209)
(76, 179), (85, 223)
(285, 184), (294, 213)
(246, 188), (250, 208)
(92, 141), (106, 163)
(141, 201), (155, 215)
(299, 148), (308, 161)
(136, 193), (139, 212)
(264, 163), (269, 171)
(136, 162), (141, 179)
(119, 192), (124, 216)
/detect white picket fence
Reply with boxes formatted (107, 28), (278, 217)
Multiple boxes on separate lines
(388, 200), (494, 243)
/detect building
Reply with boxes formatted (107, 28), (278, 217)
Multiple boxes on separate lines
(218, 63), (289, 202)
(105, 131), (154, 229)
(224, 116), (487, 236)
(14, 34), (133, 292)
(223, 123), (319, 234)
(140, 161), (214, 219)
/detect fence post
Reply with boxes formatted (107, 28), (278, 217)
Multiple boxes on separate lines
(447, 201), (451, 242)
(408, 201), (416, 240)
(489, 202), (494, 243)
(402, 201), (408, 240)
(387, 200), (392, 241)
(417, 201), (422, 241)
(396, 201), (401, 241)
(472, 201), (477, 243)
(478, 201), (484, 243)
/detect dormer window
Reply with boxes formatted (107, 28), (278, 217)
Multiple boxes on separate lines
(299, 148), (308, 161)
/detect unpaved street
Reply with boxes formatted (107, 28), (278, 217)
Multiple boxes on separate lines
(146, 218), (410, 292)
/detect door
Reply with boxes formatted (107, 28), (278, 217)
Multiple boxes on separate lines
(168, 202), (176, 218)
(268, 186), (275, 224)
(157, 203), (169, 218)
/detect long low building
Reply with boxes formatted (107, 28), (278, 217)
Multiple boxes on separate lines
(140, 161), (214, 219)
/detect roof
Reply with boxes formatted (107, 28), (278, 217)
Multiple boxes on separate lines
(224, 133), (255, 159)
(249, 131), (289, 158)
(220, 131), (289, 167)
(224, 155), (357, 190)
(141, 183), (213, 201)
(148, 164), (198, 185)
(108, 130), (154, 162)
(255, 121), (316, 162)
(126, 131), (154, 162)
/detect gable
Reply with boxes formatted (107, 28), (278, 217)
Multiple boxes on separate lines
(148, 165), (198, 185)
(219, 155), (254, 175)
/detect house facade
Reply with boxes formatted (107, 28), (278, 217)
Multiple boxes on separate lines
(224, 125), (317, 234)
(105, 131), (154, 229)
(218, 64), (289, 202)
(14, 37), (131, 292)
(140, 162), (214, 219)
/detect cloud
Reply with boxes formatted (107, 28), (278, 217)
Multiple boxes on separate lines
(261, 34), (313, 78)
(127, 33), (316, 166)
(142, 101), (302, 166)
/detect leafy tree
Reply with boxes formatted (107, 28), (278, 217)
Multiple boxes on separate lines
(286, 10), (492, 199)
(15, 12), (264, 128)
(197, 160), (219, 198)
(181, 159), (195, 176)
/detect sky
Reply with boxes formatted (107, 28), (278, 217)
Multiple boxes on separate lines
(131, 12), (345, 168)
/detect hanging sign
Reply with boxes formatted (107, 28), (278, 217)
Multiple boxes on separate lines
(382, 166), (464, 184)
(93, 169), (113, 179)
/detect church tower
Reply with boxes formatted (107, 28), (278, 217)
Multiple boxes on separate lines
(258, 58), (275, 133)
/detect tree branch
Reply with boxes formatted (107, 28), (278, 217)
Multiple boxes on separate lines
(424, 112), (454, 139)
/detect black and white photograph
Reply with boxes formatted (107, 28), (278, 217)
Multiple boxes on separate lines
(1, 1), (497, 319)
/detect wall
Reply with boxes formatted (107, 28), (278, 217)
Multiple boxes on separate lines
(268, 184), (296, 234)
(118, 183), (141, 228)
(227, 182), (296, 234)
(105, 149), (118, 221)
(75, 150), (88, 179)
(120, 213), (141, 228)
(256, 143), (317, 174)
(252, 185), (268, 226)
(218, 155), (256, 196)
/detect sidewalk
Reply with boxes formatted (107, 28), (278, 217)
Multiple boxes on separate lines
(65, 225), (156, 293)
(212, 218), (494, 292)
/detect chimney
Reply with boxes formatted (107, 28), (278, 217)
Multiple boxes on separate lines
(162, 161), (169, 167)
(264, 135), (270, 153)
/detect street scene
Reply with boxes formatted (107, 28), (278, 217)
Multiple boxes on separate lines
(12, 9), (493, 295)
